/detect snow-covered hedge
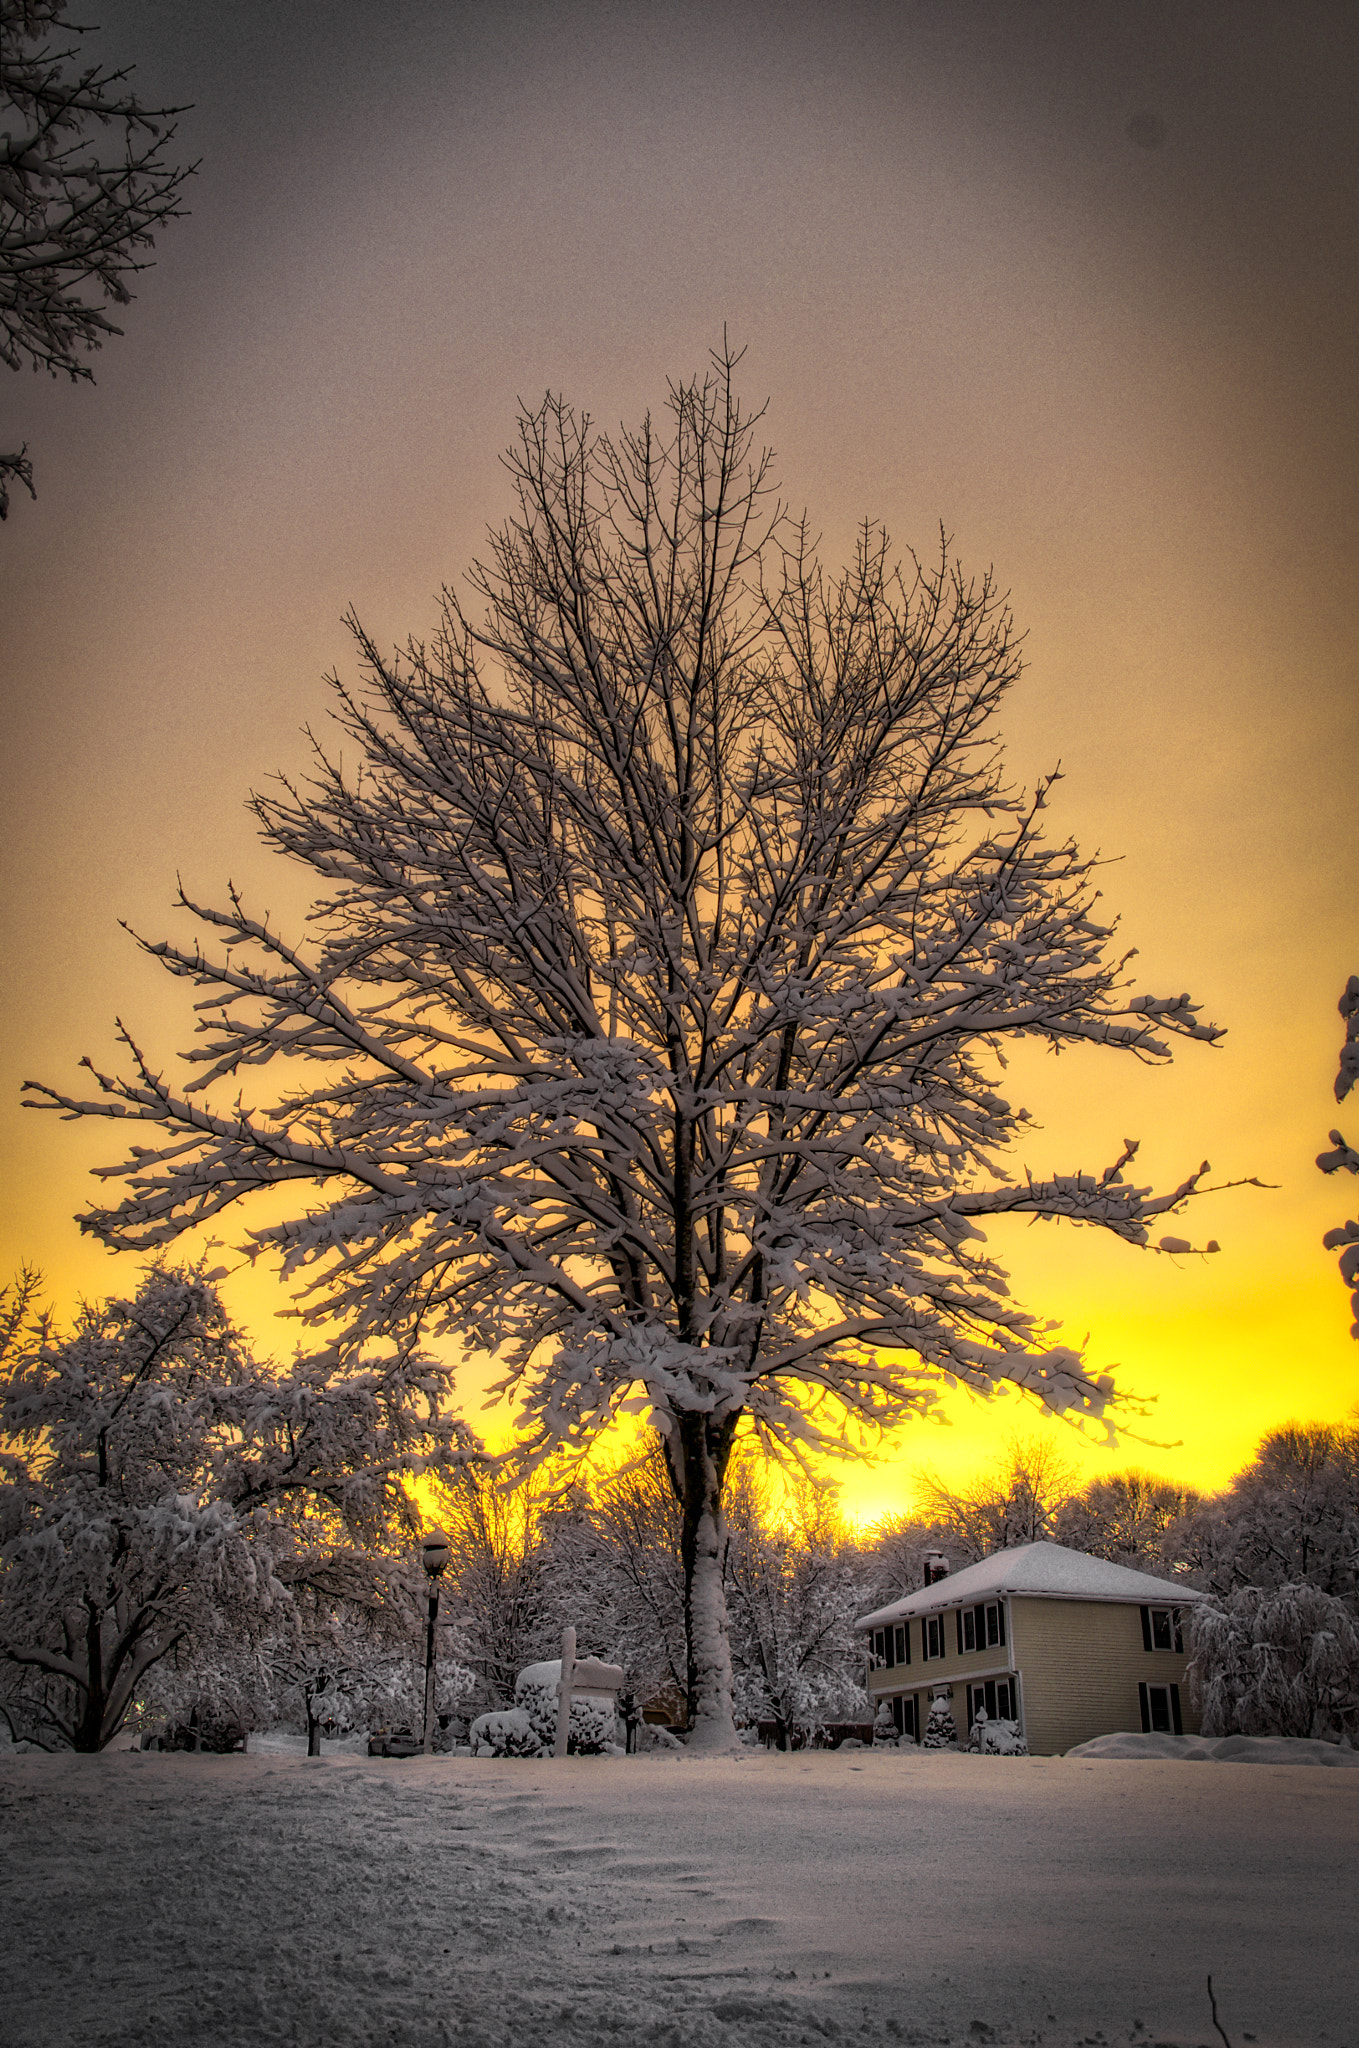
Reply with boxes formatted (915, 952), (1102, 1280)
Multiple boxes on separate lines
(966, 1714), (1029, 1756)
(468, 1707), (542, 1757)
(515, 1666), (617, 1755)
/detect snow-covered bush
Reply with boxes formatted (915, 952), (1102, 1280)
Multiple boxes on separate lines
(922, 1694), (957, 1749)
(1189, 1582), (1359, 1742)
(468, 1706), (542, 1757)
(872, 1705), (900, 1746)
(515, 1662), (617, 1754)
(966, 1712), (1029, 1755)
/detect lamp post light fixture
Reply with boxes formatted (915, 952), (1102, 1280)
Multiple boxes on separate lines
(419, 1528), (451, 1755)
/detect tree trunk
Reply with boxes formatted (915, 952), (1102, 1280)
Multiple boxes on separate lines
(675, 1413), (737, 1750)
(306, 1697), (322, 1756)
(71, 1604), (106, 1754)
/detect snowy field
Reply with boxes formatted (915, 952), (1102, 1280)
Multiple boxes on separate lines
(1, 1745), (1354, 2048)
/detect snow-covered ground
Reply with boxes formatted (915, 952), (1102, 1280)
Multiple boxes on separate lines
(1, 1744), (1353, 2048)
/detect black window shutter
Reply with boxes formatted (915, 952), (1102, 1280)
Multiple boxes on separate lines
(1170, 1684), (1183, 1735)
(1140, 1605), (1153, 1652)
(904, 1622), (911, 1665)
(1138, 1681), (1151, 1733)
(956, 1609), (963, 1654)
(998, 1602), (1006, 1647)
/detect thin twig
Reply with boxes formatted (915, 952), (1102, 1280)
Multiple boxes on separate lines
(1207, 1974), (1233, 2048)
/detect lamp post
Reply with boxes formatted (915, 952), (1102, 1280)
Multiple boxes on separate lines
(419, 1528), (451, 1755)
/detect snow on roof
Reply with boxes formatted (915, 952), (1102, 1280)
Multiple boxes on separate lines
(857, 1541), (1204, 1630)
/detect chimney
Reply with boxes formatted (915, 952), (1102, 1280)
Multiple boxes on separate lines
(923, 1551), (950, 1586)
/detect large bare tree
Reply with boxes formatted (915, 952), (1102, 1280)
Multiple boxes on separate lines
(1, 0), (195, 515)
(28, 346), (1237, 1744)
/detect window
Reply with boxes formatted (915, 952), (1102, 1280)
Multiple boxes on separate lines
(889, 1695), (919, 1742)
(871, 1623), (911, 1670)
(967, 1678), (1017, 1726)
(1138, 1682), (1183, 1735)
(1140, 1606), (1184, 1653)
(924, 1614), (946, 1660)
(958, 1601), (1006, 1653)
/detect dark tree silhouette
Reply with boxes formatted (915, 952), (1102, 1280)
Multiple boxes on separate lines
(1317, 975), (1359, 1336)
(1, 0), (195, 514)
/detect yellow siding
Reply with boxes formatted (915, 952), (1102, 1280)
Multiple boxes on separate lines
(865, 1596), (1199, 1754)
(1008, 1597), (1198, 1755)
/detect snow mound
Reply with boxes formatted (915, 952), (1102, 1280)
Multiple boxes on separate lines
(1066, 1731), (1359, 1766)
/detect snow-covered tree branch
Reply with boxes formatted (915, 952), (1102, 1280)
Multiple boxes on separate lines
(1317, 974), (1359, 1337)
(26, 345), (1244, 1742)
(1, 0), (196, 512)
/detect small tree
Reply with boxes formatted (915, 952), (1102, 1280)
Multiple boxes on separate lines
(725, 1464), (867, 1745)
(28, 347), (1240, 1744)
(0, 1265), (476, 1750)
(0, 0), (195, 515)
(436, 1466), (559, 1713)
(1317, 975), (1359, 1337)
(1189, 1582), (1359, 1743)
(573, 1436), (688, 1719)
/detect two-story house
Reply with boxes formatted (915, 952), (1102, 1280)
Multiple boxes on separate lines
(857, 1541), (1204, 1755)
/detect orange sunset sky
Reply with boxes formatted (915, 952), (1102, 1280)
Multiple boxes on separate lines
(2, 0), (1355, 1525)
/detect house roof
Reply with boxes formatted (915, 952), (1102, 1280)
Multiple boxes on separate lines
(856, 1541), (1204, 1630)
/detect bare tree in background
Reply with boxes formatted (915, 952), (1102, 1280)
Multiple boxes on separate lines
(28, 345), (1242, 1745)
(911, 1434), (1079, 1561)
(1053, 1468), (1202, 1571)
(0, 0), (195, 516)
(1317, 975), (1359, 1336)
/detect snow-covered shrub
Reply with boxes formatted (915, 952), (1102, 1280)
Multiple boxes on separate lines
(468, 1706), (543, 1757)
(872, 1705), (900, 1747)
(922, 1694), (957, 1748)
(1189, 1582), (1359, 1742)
(515, 1666), (617, 1755)
(636, 1721), (684, 1751)
(966, 1713), (1029, 1755)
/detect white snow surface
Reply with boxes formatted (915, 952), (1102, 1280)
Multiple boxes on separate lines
(858, 1541), (1205, 1627)
(2, 1745), (1354, 2048)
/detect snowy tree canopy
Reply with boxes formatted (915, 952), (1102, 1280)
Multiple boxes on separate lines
(0, 1264), (478, 1750)
(1164, 1420), (1359, 1616)
(1188, 1581), (1359, 1743)
(26, 346), (1239, 1742)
